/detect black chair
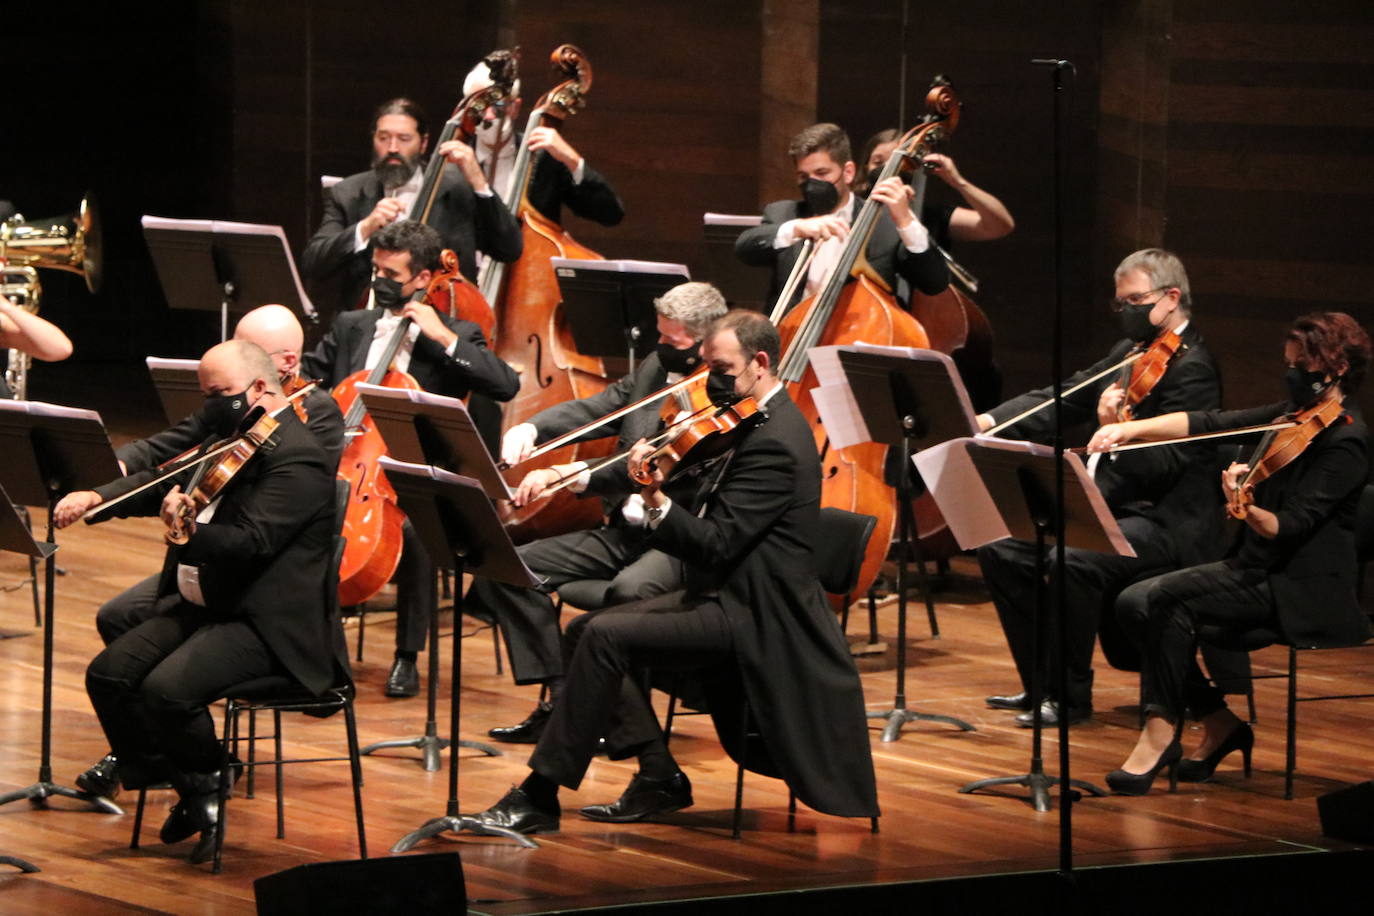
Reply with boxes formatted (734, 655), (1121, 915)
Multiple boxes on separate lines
(131, 479), (368, 871)
(664, 507), (880, 838)
(1197, 483), (1374, 799)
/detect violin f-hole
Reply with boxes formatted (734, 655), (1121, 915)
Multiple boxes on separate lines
(528, 333), (554, 389)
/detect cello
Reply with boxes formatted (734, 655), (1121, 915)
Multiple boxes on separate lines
(479, 45), (616, 543)
(331, 251), (461, 606)
(773, 84), (960, 608)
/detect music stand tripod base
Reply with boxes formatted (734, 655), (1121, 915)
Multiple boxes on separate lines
(959, 766), (1107, 813)
(0, 854), (40, 873)
(392, 813), (539, 852)
(0, 781), (123, 815)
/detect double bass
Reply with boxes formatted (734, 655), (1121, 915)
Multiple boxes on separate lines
(479, 45), (615, 543)
(773, 84), (961, 607)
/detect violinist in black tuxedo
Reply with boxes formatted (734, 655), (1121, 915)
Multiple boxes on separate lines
(80, 340), (341, 859)
(734, 122), (948, 313)
(301, 220), (518, 698)
(467, 282), (727, 744)
(300, 97), (522, 313)
(1091, 311), (1372, 795)
(467, 310), (878, 834)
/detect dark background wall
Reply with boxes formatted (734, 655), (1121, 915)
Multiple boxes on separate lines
(6, 0), (1372, 426)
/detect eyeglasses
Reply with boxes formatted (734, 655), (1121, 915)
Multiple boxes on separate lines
(1110, 287), (1170, 313)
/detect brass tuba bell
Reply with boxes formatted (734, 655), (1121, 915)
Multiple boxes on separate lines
(0, 193), (102, 295)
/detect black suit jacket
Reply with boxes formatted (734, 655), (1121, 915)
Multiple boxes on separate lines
(300, 167), (523, 310)
(301, 308), (518, 403)
(97, 412), (342, 695)
(734, 197), (949, 313)
(525, 151), (624, 227)
(1193, 402), (1372, 648)
(987, 325), (1224, 567)
(648, 389), (879, 818)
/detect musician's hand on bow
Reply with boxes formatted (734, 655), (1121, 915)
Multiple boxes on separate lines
(55, 490), (102, 529)
(792, 214), (849, 243)
(436, 140), (489, 193)
(401, 300), (459, 350)
(360, 197), (406, 240)
(501, 423), (539, 467)
(160, 485), (197, 539)
(627, 438), (665, 489)
(1088, 421), (1136, 453)
(526, 126), (580, 171)
(1097, 382), (1127, 427)
(513, 466), (562, 508)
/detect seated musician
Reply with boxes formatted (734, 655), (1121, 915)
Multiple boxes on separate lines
(468, 281), (727, 744)
(302, 219), (519, 698)
(0, 293), (73, 397)
(467, 310), (878, 833)
(851, 129), (1015, 249)
(1089, 312), (1372, 795)
(81, 340), (341, 861)
(54, 304), (344, 799)
(300, 96), (523, 312)
(734, 122), (949, 313)
(462, 57), (625, 227)
(976, 249), (1244, 728)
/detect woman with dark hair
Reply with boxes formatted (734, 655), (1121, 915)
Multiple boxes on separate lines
(1087, 311), (1373, 795)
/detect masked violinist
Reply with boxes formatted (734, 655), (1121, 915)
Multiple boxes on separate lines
(467, 282), (726, 744)
(1089, 311), (1372, 795)
(975, 248), (1236, 728)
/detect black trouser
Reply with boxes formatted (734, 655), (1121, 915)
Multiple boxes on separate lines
(86, 594), (287, 789)
(978, 514), (1175, 709)
(528, 591), (733, 790)
(466, 525), (684, 685)
(1115, 561), (1272, 721)
(95, 573), (162, 645)
(394, 520), (439, 655)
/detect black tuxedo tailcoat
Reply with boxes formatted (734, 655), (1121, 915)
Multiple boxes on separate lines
(301, 167), (523, 312)
(734, 197), (950, 314)
(648, 389), (879, 818)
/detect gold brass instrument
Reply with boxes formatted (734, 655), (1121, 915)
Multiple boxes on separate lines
(0, 195), (101, 398)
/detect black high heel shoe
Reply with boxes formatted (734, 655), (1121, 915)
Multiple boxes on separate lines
(1106, 741), (1182, 796)
(1177, 723), (1254, 782)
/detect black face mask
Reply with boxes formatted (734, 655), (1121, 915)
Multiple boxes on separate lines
(1117, 304), (1158, 343)
(655, 340), (701, 375)
(1284, 366), (1328, 407)
(371, 275), (407, 310)
(203, 388), (254, 438)
(799, 177), (841, 216)
(706, 369), (740, 407)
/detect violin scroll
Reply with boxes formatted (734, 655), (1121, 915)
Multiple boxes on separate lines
(540, 44), (593, 121)
(456, 48), (521, 136)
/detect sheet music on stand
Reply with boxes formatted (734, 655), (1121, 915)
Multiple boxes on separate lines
(141, 215), (317, 341)
(703, 212), (769, 311)
(144, 357), (202, 426)
(549, 257), (689, 371)
(354, 384), (513, 501)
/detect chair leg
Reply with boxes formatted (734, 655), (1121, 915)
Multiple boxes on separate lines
(1285, 646), (1298, 800)
(787, 791), (796, 833)
(732, 763), (745, 840)
(274, 709), (286, 839)
(213, 700), (236, 874)
(870, 815), (880, 834)
(840, 593), (850, 634)
(664, 687), (679, 747)
(1247, 685), (1258, 725)
(866, 588), (880, 645)
(344, 699), (368, 859)
(491, 614), (504, 676)
(246, 708), (257, 799)
(356, 606), (366, 662)
(130, 788), (147, 849)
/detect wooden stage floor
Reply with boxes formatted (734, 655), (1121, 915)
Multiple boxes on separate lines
(1, 516), (1372, 914)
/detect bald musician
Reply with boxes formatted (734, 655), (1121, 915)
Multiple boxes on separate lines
(54, 304), (344, 799)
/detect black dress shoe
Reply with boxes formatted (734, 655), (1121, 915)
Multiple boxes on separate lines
(75, 753), (121, 799)
(1106, 741), (1182, 796)
(579, 772), (694, 823)
(487, 701), (552, 743)
(468, 786), (560, 835)
(1015, 700), (1092, 728)
(160, 777), (223, 845)
(985, 691), (1032, 712)
(1177, 723), (1254, 782)
(385, 657), (420, 698)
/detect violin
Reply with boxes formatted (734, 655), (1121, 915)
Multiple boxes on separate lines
(1116, 329), (1183, 422)
(1227, 389), (1347, 519)
(630, 387), (765, 487)
(165, 408), (280, 545)
(281, 373), (317, 424)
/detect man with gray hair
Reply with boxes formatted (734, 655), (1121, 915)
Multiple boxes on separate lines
(973, 248), (1239, 727)
(469, 281), (727, 743)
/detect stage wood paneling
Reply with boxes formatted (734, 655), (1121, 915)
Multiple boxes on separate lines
(2, 518), (1371, 914)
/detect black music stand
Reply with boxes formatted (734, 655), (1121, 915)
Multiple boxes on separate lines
(702, 213), (769, 311)
(925, 437), (1120, 811)
(550, 257), (688, 375)
(141, 215), (317, 343)
(828, 345), (977, 741)
(379, 458), (539, 851)
(145, 357), (202, 426)
(354, 385), (511, 772)
(0, 400), (123, 815)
